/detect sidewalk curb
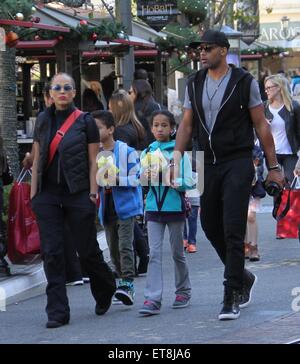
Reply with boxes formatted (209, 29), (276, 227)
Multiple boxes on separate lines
(0, 266), (46, 306)
(0, 231), (109, 307)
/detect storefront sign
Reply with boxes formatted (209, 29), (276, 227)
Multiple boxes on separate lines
(137, 0), (179, 31)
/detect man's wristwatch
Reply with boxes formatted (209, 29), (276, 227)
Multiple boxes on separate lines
(89, 193), (97, 198)
(268, 164), (281, 171)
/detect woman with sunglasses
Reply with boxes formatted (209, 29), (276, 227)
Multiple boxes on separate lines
(264, 74), (300, 184)
(30, 73), (116, 328)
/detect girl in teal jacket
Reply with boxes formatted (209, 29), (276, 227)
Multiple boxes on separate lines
(139, 110), (196, 316)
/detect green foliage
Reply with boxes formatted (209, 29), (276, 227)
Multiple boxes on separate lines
(241, 47), (285, 56)
(177, 0), (207, 24)
(0, 0), (34, 20)
(155, 23), (200, 52)
(169, 57), (194, 75)
(20, 19), (127, 42)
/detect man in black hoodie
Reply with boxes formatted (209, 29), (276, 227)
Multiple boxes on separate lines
(172, 30), (284, 320)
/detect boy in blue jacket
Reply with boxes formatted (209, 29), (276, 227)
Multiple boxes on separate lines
(93, 111), (143, 306)
(139, 110), (195, 316)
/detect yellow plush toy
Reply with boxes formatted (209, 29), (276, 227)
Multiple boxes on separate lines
(96, 155), (119, 186)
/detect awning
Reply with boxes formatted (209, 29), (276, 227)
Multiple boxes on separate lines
(95, 35), (156, 49)
(0, 19), (70, 33)
(16, 39), (59, 49)
(83, 50), (158, 58)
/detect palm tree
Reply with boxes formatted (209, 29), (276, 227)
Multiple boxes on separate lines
(0, 47), (18, 177)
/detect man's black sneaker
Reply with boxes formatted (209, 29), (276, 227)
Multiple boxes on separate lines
(95, 298), (112, 316)
(219, 289), (240, 321)
(239, 271), (257, 308)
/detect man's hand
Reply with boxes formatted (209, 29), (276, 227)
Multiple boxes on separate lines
(265, 169), (285, 189)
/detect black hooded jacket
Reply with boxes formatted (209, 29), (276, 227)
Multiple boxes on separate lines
(187, 65), (255, 164)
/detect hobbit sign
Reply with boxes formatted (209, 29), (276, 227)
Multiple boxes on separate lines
(137, 0), (179, 31)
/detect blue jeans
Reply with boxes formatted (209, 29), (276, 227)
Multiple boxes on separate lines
(183, 206), (199, 245)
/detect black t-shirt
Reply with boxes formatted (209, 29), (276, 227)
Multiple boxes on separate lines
(34, 105), (99, 191)
(113, 122), (140, 150)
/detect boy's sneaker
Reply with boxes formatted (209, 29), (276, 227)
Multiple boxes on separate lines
(239, 272), (257, 308)
(139, 300), (161, 315)
(115, 279), (135, 305)
(172, 295), (190, 309)
(112, 296), (123, 305)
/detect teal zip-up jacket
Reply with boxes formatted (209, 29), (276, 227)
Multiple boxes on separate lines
(140, 140), (196, 212)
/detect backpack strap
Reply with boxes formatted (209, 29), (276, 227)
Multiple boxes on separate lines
(47, 109), (82, 168)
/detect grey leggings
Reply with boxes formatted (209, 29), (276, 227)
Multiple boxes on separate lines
(144, 221), (191, 304)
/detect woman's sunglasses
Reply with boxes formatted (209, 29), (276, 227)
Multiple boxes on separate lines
(51, 84), (74, 92)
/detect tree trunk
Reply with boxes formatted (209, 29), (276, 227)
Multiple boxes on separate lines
(0, 47), (19, 177)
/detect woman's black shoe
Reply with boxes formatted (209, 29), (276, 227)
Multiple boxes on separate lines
(46, 318), (69, 329)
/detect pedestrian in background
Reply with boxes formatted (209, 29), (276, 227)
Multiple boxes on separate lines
(109, 89), (146, 150)
(31, 73), (116, 328)
(244, 145), (266, 262)
(264, 74), (300, 184)
(129, 79), (161, 144)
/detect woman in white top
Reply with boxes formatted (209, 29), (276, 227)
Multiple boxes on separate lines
(264, 74), (300, 184)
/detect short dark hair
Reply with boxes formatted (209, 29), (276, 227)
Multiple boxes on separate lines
(92, 110), (115, 128)
(150, 110), (176, 128)
(43, 83), (51, 98)
(134, 68), (148, 80)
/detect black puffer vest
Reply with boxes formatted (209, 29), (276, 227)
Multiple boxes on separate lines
(35, 105), (91, 194)
(187, 65), (254, 165)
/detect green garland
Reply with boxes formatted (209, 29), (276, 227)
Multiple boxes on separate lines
(154, 23), (200, 52)
(241, 47), (285, 56)
(177, 0), (207, 24)
(19, 19), (127, 43)
(0, 0), (34, 20)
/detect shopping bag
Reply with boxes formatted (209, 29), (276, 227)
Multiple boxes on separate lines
(7, 169), (40, 263)
(274, 177), (300, 239)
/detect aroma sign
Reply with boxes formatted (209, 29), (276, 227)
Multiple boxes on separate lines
(137, 0), (179, 31)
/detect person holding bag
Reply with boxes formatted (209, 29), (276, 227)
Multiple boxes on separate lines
(31, 73), (116, 329)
